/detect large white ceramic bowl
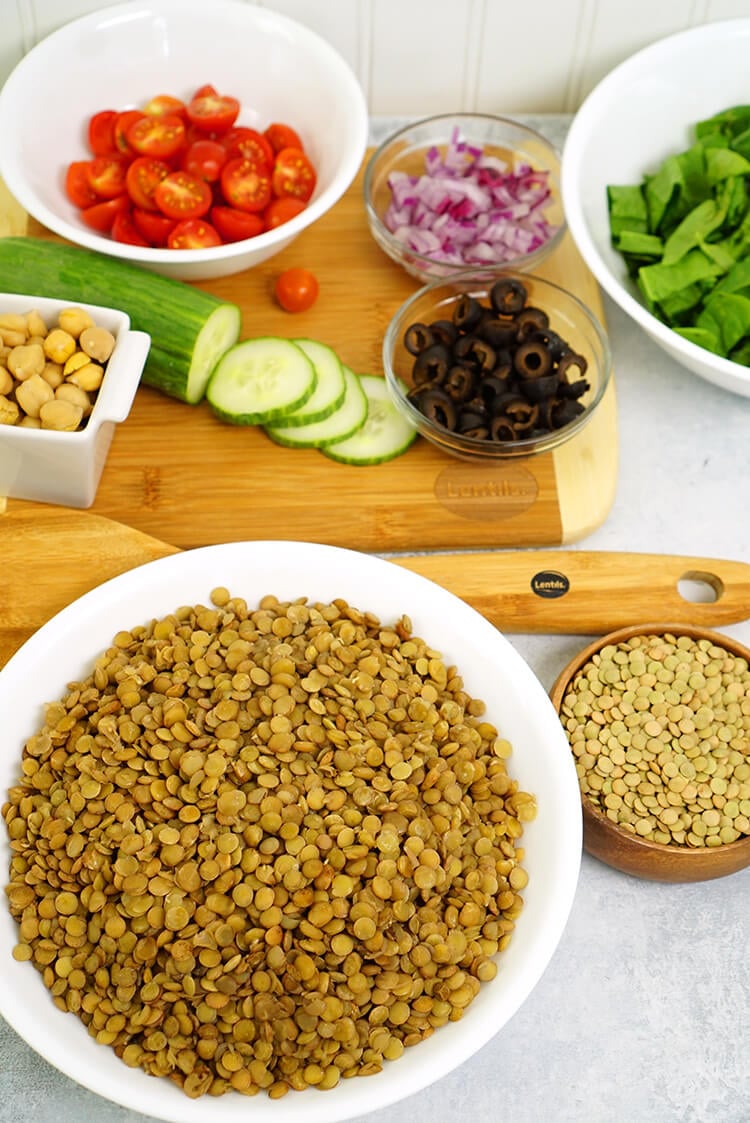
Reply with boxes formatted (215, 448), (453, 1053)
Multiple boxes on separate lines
(0, 541), (581, 1123)
(0, 0), (368, 281)
(562, 19), (750, 398)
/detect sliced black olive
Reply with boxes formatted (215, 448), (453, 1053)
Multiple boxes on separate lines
(478, 318), (517, 349)
(504, 399), (540, 432)
(404, 322), (435, 356)
(412, 343), (450, 387)
(460, 425), (490, 440)
(489, 277), (527, 316)
(556, 352), (589, 381)
(552, 398), (585, 429)
(514, 306), (550, 340)
(443, 364), (476, 401)
(457, 409), (488, 434)
(558, 378), (591, 400)
(490, 416), (517, 442)
(452, 293), (483, 332)
(520, 371), (560, 403)
(454, 335), (496, 372)
(414, 387), (458, 430)
(530, 328), (569, 362)
(428, 318), (459, 348)
(478, 374), (509, 407)
(514, 340), (553, 380)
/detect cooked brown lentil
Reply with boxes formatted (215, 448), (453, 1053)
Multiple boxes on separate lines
(2, 590), (536, 1099)
(558, 632), (750, 847)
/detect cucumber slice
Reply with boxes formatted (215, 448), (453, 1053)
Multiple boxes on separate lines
(206, 337), (317, 425)
(279, 339), (346, 427)
(322, 374), (418, 465)
(265, 365), (368, 448)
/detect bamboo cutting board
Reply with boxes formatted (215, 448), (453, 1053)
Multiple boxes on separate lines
(14, 154), (617, 551)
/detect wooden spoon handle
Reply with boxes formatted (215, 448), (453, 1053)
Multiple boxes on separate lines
(391, 550), (750, 633)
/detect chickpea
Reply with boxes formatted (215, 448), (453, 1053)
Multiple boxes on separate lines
(68, 361), (104, 392)
(0, 395), (20, 425)
(80, 325), (115, 363)
(0, 366), (13, 396)
(16, 373), (54, 419)
(8, 342), (45, 381)
(40, 361), (65, 389)
(0, 328), (27, 347)
(25, 309), (48, 338)
(43, 328), (77, 364)
(0, 313), (28, 334)
(58, 307), (95, 339)
(39, 398), (83, 431)
(55, 383), (92, 417)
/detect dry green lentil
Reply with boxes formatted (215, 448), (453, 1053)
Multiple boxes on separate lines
(2, 590), (535, 1099)
(559, 632), (750, 848)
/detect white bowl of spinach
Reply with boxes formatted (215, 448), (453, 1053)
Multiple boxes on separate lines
(561, 19), (750, 398)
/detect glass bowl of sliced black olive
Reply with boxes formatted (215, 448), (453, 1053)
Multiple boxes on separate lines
(382, 270), (612, 460)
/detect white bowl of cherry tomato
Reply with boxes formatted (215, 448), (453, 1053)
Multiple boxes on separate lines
(0, 0), (368, 280)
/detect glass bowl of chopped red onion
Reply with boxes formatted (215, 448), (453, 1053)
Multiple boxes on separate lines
(382, 269), (612, 461)
(364, 114), (566, 283)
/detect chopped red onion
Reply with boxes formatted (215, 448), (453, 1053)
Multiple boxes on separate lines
(383, 127), (559, 268)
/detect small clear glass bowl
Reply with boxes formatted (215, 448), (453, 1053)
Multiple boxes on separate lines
(383, 269), (612, 461)
(364, 113), (566, 283)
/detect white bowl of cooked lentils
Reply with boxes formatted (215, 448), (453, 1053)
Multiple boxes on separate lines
(550, 624), (750, 883)
(0, 540), (581, 1123)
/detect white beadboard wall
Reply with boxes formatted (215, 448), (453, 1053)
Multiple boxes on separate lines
(2, 0), (750, 114)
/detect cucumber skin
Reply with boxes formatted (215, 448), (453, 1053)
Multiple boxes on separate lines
(0, 237), (240, 402)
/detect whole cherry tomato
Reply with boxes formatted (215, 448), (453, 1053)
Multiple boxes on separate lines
(274, 267), (319, 313)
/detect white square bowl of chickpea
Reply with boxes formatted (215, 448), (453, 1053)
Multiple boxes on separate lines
(0, 294), (150, 507)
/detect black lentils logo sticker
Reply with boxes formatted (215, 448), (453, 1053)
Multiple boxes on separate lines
(530, 570), (570, 599)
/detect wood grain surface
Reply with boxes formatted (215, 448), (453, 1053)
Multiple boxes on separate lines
(3, 502), (749, 670)
(17, 153), (618, 551)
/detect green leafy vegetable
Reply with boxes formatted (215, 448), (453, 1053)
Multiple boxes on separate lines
(607, 104), (750, 365)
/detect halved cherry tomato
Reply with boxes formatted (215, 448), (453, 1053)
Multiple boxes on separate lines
(114, 109), (146, 155)
(142, 94), (186, 118)
(222, 127), (274, 171)
(125, 156), (171, 211)
(186, 90), (240, 135)
(112, 209), (150, 246)
(86, 154), (130, 199)
(126, 113), (186, 160)
(210, 205), (264, 242)
(263, 196), (307, 230)
(274, 267), (319, 313)
(132, 207), (177, 246)
(182, 139), (227, 183)
(271, 147), (316, 202)
(192, 84), (219, 99)
(88, 110), (118, 156)
(154, 170), (212, 219)
(220, 157), (271, 213)
(65, 161), (99, 209)
(264, 122), (303, 154)
(167, 218), (222, 249)
(80, 195), (131, 233)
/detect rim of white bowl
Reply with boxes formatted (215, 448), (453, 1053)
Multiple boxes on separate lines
(561, 17), (750, 391)
(0, 0), (368, 268)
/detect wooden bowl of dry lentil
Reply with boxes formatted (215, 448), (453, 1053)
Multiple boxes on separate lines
(550, 624), (750, 882)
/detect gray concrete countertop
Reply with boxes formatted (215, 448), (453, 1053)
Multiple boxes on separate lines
(1, 116), (748, 1123)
